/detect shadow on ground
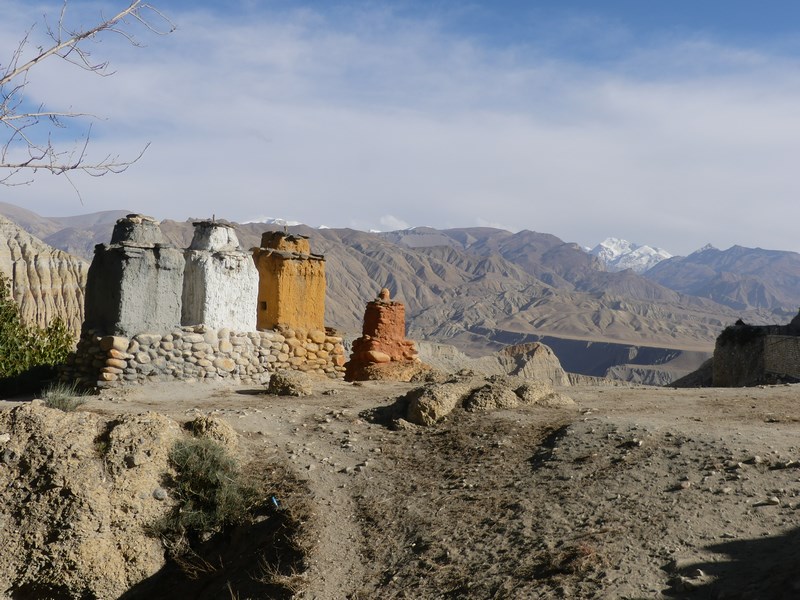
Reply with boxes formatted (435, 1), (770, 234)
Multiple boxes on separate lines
(120, 509), (303, 600)
(665, 526), (800, 599)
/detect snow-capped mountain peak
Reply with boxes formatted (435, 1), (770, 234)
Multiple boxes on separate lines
(242, 216), (302, 227)
(691, 243), (717, 255)
(590, 237), (672, 273)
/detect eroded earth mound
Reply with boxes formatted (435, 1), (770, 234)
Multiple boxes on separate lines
(0, 402), (181, 598)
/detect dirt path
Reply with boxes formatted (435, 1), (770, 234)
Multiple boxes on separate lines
(24, 378), (800, 599)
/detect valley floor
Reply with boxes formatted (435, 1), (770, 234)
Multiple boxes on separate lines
(5, 380), (800, 599)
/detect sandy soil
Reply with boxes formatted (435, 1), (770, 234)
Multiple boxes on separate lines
(8, 378), (800, 599)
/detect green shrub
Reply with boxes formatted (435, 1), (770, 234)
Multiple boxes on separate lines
(0, 272), (74, 392)
(41, 381), (89, 412)
(156, 437), (260, 549)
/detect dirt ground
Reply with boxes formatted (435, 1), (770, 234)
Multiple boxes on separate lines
(7, 378), (800, 599)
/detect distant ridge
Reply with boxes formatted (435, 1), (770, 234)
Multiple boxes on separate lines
(3, 202), (794, 383)
(644, 244), (800, 314)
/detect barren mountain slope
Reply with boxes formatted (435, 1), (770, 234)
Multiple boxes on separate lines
(0, 216), (87, 334)
(645, 245), (800, 315)
(0, 202), (63, 240)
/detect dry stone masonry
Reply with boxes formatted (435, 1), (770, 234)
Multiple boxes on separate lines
(67, 215), (344, 387)
(62, 326), (345, 386)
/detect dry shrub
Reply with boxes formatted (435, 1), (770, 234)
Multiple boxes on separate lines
(150, 437), (261, 560)
(41, 381), (89, 412)
(537, 541), (605, 579)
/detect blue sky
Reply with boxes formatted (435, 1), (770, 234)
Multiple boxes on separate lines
(3, 0), (800, 255)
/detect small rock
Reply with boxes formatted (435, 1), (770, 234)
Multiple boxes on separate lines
(688, 568), (705, 578)
(2, 448), (18, 465)
(153, 488), (168, 501)
(0, 433), (10, 445)
(766, 496), (781, 506)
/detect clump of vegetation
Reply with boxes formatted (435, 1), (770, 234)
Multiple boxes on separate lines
(143, 438), (313, 599)
(41, 381), (89, 412)
(0, 272), (74, 393)
(155, 437), (260, 550)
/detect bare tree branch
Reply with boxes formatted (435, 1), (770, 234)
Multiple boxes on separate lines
(0, 1), (174, 186)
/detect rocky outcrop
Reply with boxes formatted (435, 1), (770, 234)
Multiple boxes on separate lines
(345, 289), (423, 381)
(473, 343), (571, 385)
(416, 341), (570, 386)
(0, 215), (87, 335)
(403, 373), (574, 426)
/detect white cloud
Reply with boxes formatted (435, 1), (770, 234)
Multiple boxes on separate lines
(4, 2), (800, 255)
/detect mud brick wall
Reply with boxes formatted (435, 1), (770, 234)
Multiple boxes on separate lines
(62, 326), (346, 388)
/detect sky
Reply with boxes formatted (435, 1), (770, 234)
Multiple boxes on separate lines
(3, 0), (800, 255)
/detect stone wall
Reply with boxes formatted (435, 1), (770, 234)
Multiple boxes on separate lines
(711, 315), (800, 386)
(62, 326), (346, 387)
(763, 335), (800, 381)
(712, 337), (765, 387)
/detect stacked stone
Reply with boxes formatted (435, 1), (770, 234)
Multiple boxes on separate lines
(62, 326), (346, 388)
(344, 288), (421, 381)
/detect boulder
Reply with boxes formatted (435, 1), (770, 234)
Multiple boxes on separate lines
(265, 370), (313, 396)
(463, 382), (520, 412)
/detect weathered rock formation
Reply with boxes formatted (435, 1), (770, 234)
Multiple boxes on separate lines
(0, 215), (87, 334)
(253, 232), (326, 331)
(182, 221), (258, 331)
(84, 215), (184, 336)
(345, 288), (423, 381)
(416, 340), (570, 386)
(711, 312), (800, 386)
(400, 373), (574, 426)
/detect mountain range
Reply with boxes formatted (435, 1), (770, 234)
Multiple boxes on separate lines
(590, 237), (672, 273)
(2, 201), (799, 383)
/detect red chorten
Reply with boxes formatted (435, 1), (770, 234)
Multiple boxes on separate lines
(344, 288), (420, 381)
